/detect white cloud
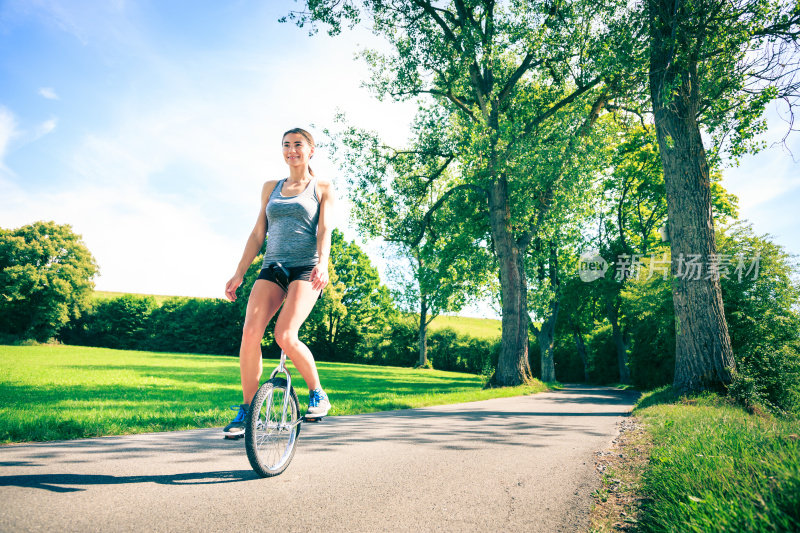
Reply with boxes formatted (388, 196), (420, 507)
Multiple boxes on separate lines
(38, 87), (59, 100)
(36, 117), (58, 137)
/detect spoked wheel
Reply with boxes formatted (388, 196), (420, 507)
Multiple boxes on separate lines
(245, 377), (300, 477)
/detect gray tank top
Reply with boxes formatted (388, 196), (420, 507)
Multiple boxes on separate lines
(262, 177), (320, 268)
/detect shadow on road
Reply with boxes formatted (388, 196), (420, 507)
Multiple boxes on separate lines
(0, 469), (258, 493)
(296, 385), (640, 454)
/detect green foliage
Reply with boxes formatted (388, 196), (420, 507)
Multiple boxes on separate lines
(584, 324), (621, 384)
(622, 270), (676, 390)
(620, 223), (800, 413)
(61, 294), (158, 350)
(427, 327), (499, 375)
(552, 331), (588, 382)
(718, 221), (800, 414)
(0, 221), (98, 341)
(647, 0), (800, 165)
(300, 0), (643, 386)
(634, 389), (800, 531)
(303, 229), (398, 362)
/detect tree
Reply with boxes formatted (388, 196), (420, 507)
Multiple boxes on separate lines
(304, 229), (398, 362)
(646, 0), (800, 394)
(291, 0), (637, 386)
(0, 221), (98, 341)
(327, 112), (493, 368)
(718, 221), (800, 413)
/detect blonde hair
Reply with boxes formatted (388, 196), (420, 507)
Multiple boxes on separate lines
(283, 127), (315, 177)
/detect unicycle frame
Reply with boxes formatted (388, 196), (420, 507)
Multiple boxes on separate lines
(268, 349), (296, 430)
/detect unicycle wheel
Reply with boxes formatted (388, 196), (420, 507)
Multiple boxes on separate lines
(245, 377), (300, 477)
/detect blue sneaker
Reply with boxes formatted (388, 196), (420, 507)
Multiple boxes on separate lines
(223, 403), (248, 437)
(306, 388), (330, 418)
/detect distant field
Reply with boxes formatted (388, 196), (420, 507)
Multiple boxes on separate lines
(0, 344), (548, 443)
(429, 314), (502, 339)
(92, 290), (195, 304)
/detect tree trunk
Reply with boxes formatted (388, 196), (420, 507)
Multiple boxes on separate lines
(573, 331), (590, 382)
(488, 176), (533, 386)
(649, 0), (735, 394)
(537, 296), (559, 382)
(606, 299), (631, 385)
(538, 242), (560, 382)
(418, 296), (428, 367)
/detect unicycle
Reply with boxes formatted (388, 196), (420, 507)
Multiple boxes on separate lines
(245, 350), (302, 477)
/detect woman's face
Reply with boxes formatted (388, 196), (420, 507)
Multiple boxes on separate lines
(282, 133), (314, 169)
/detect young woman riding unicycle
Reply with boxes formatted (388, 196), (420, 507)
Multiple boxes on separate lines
(223, 127), (334, 438)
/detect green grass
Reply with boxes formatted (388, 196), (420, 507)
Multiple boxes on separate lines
(0, 344), (548, 443)
(428, 314), (501, 339)
(633, 387), (800, 532)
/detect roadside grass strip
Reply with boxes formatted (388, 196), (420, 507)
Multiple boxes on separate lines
(0, 344), (548, 443)
(633, 387), (800, 532)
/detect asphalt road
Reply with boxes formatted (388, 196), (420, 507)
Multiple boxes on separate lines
(0, 385), (638, 532)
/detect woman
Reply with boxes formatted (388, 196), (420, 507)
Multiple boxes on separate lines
(223, 127), (334, 437)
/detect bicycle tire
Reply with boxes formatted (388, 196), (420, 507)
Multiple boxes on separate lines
(245, 377), (300, 477)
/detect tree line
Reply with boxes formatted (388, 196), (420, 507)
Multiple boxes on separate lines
(285, 0), (800, 411)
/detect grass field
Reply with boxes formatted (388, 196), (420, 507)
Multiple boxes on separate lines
(630, 388), (800, 531)
(428, 314), (502, 339)
(0, 344), (548, 443)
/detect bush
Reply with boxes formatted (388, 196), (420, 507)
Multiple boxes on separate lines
(618, 222), (800, 413)
(427, 327), (499, 374)
(621, 274), (676, 390)
(717, 222), (800, 414)
(728, 343), (800, 415)
(67, 294), (157, 350)
(553, 331), (589, 382)
(372, 316), (418, 367)
(584, 324), (620, 384)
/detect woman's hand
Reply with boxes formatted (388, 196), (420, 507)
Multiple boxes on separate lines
(310, 263), (329, 292)
(225, 274), (244, 302)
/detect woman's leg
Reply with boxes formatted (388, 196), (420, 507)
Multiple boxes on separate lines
(240, 279), (286, 404)
(273, 280), (322, 390)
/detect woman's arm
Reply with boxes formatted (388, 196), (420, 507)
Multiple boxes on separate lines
(311, 179), (335, 291)
(224, 180), (278, 301)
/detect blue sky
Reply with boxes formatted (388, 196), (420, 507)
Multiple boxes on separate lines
(1, 1), (798, 311)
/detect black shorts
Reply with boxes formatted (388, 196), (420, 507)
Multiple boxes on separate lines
(257, 263), (319, 295)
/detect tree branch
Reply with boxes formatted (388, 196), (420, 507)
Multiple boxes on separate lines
(497, 52), (543, 106)
(410, 184), (489, 247)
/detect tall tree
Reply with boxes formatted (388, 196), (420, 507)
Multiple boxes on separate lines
(646, 0), (800, 393)
(327, 112), (493, 368)
(0, 221), (98, 341)
(291, 0), (636, 385)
